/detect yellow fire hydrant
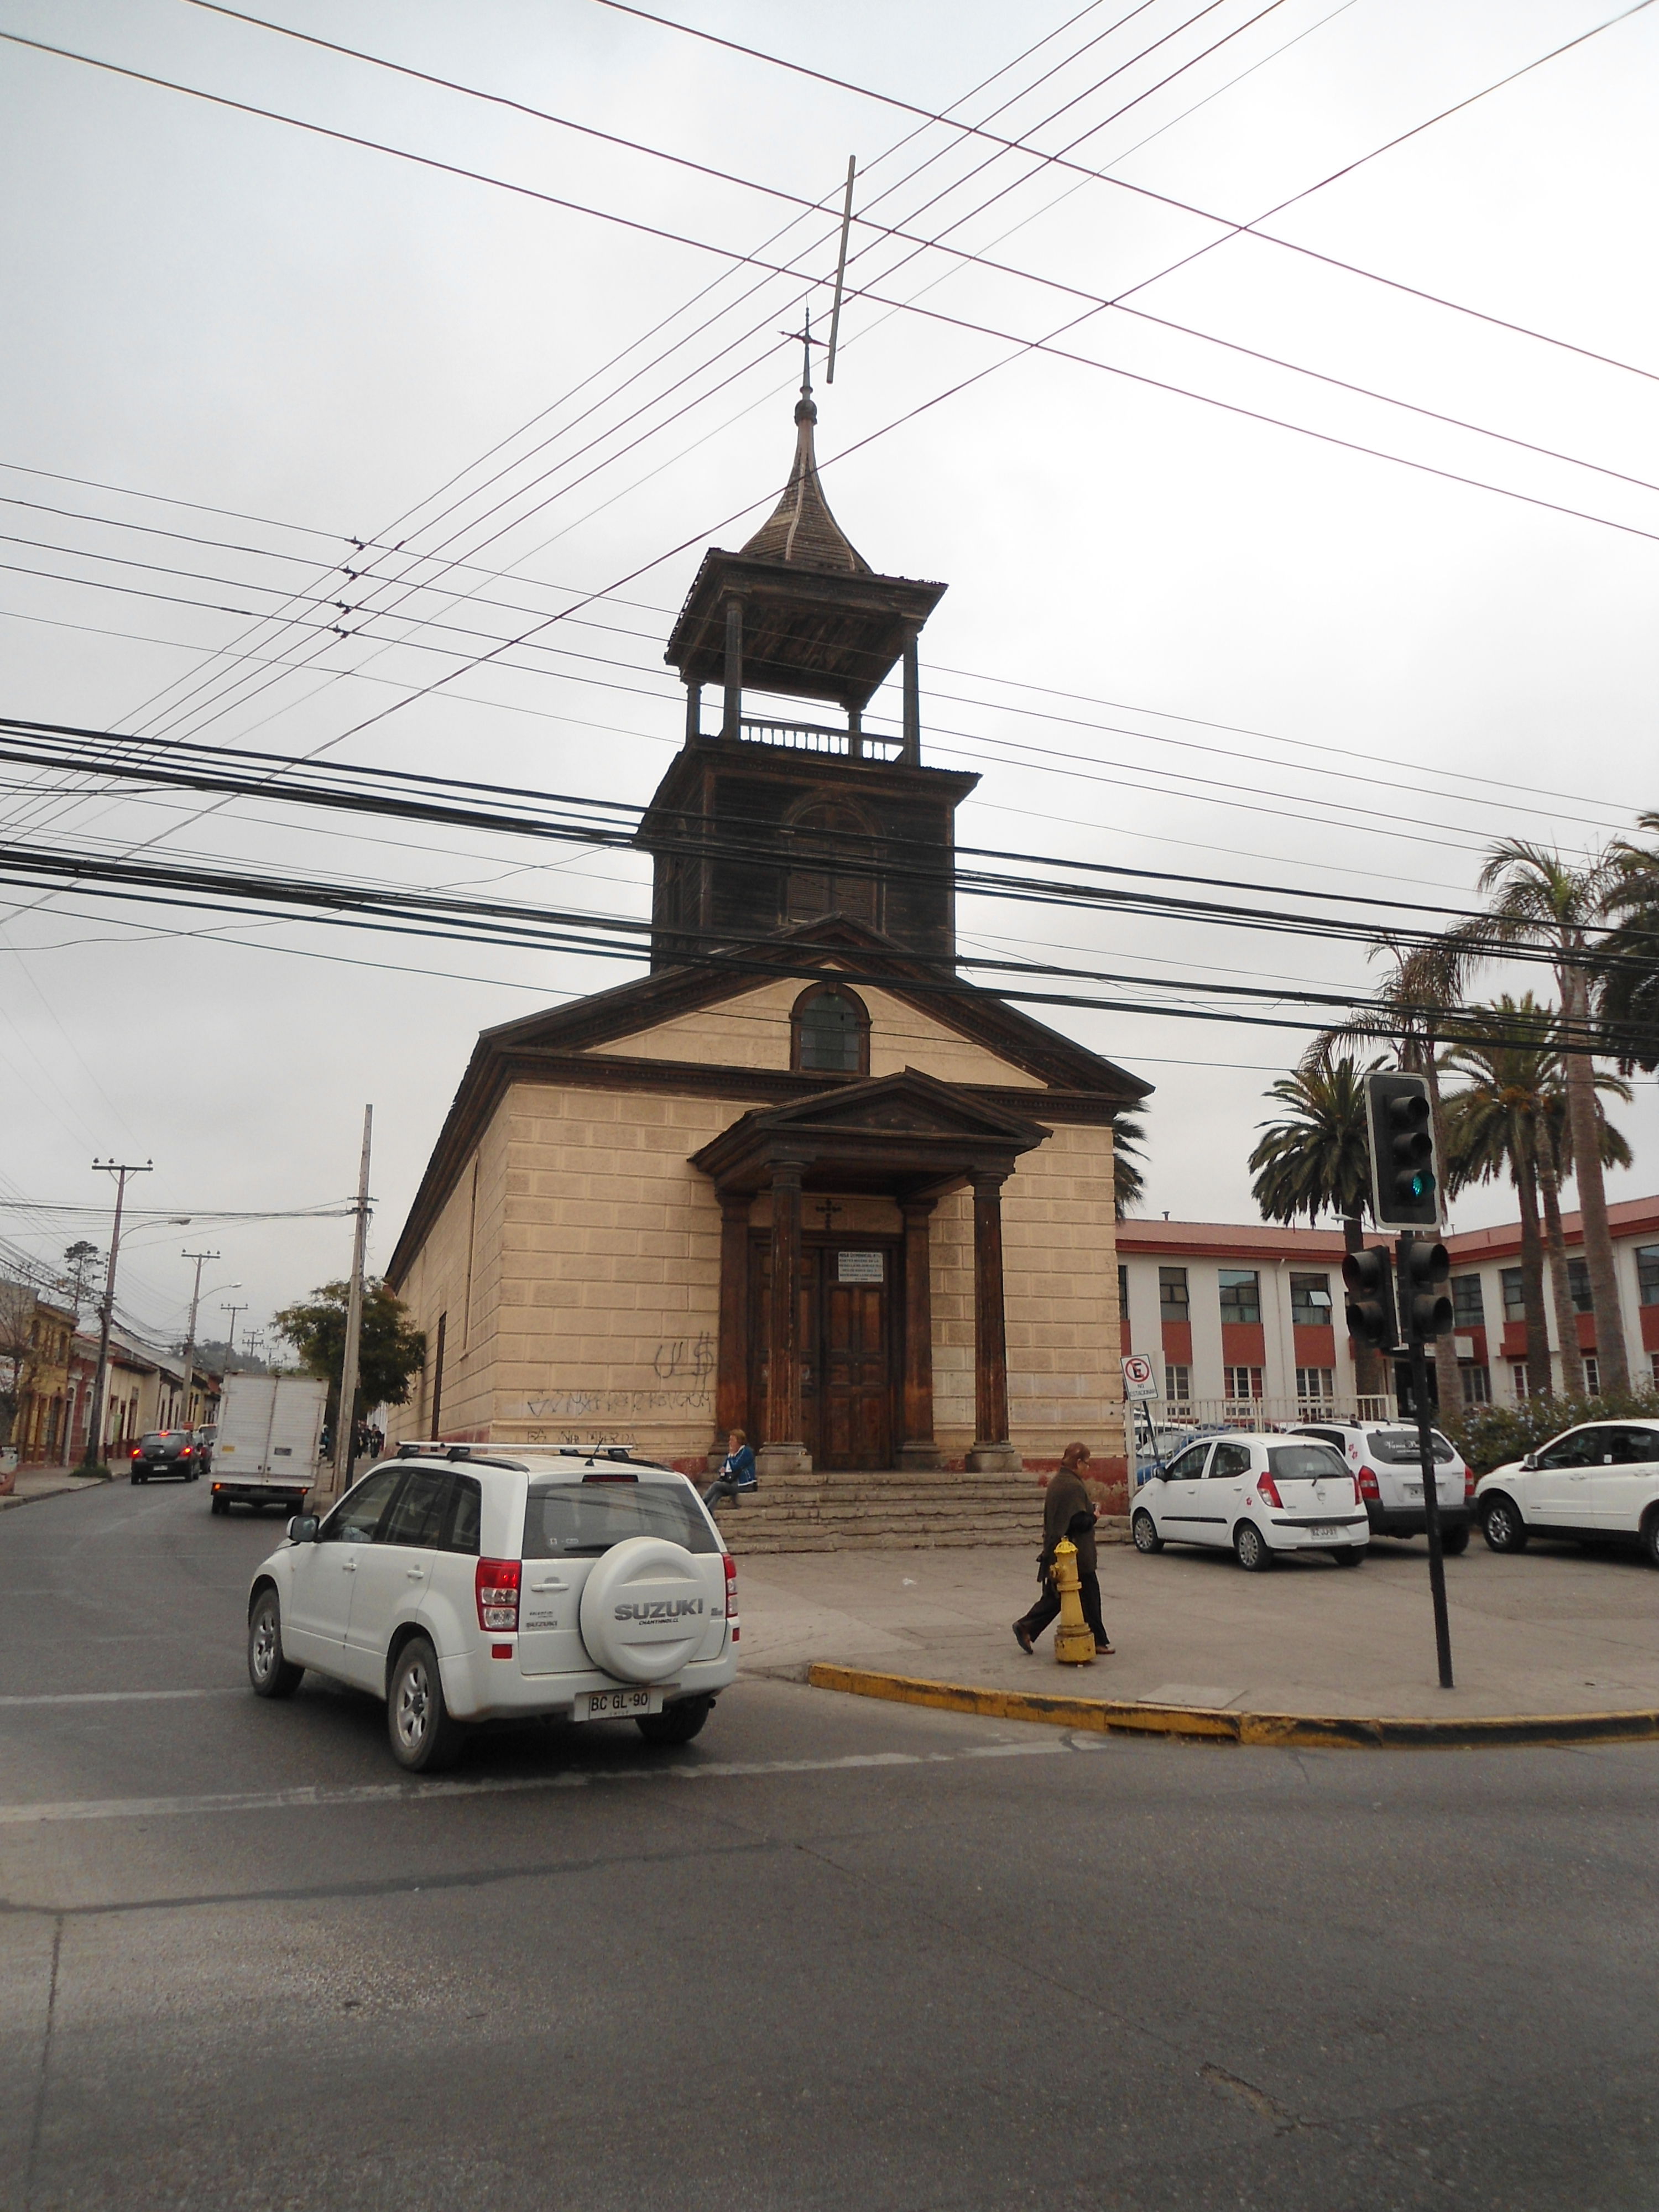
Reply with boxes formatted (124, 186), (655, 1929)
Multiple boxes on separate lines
(1051, 1538), (1096, 1666)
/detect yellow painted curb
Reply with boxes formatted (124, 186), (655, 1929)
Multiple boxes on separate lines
(805, 1662), (1659, 1751)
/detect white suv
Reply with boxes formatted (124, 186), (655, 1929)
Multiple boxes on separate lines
(246, 1445), (739, 1770)
(1288, 1420), (1472, 1551)
(1475, 1418), (1659, 1564)
(1130, 1433), (1368, 1571)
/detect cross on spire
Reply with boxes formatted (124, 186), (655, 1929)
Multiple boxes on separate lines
(779, 308), (827, 400)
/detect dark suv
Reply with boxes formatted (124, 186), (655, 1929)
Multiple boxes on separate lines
(131, 1431), (202, 1483)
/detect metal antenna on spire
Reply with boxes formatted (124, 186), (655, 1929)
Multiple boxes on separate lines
(826, 155), (856, 384)
(778, 312), (826, 396)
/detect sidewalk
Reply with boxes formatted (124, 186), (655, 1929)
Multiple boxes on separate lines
(0, 1465), (111, 1511)
(737, 1539), (1659, 1720)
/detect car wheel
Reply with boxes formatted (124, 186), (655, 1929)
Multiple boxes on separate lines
(1331, 1548), (1363, 1567)
(1641, 1511), (1659, 1570)
(1481, 1496), (1527, 1553)
(247, 1590), (304, 1699)
(387, 1637), (464, 1773)
(1131, 1509), (1162, 1555)
(1234, 1522), (1274, 1572)
(210, 1495), (228, 1516)
(1439, 1525), (1470, 1557)
(636, 1695), (713, 1747)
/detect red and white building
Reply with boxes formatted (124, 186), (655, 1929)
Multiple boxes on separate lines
(1118, 1194), (1659, 1424)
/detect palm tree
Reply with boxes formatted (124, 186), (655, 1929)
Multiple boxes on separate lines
(1464, 842), (1632, 1392)
(1601, 811), (1659, 1073)
(1113, 1117), (1147, 1221)
(1439, 1008), (1553, 1399)
(1538, 1077), (1634, 1397)
(1249, 1050), (1384, 1395)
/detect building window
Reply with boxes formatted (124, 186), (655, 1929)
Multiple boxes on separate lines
(1460, 1361), (1491, 1405)
(1452, 1275), (1484, 1327)
(1296, 1366), (1335, 1404)
(1218, 1270), (1261, 1326)
(1566, 1258), (1594, 1314)
(790, 984), (870, 1076)
(1118, 1264), (1129, 1316)
(782, 798), (880, 928)
(1165, 1362), (1191, 1406)
(1501, 1267), (1526, 1322)
(1290, 1273), (1333, 1327)
(1159, 1266), (1189, 1319)
(1650, 1351), (1659, 1391)
(1583, 1354), (1600, 1395)
(1224, 1365), (1264, 1403)
(1510, 1360), (1529, 1401)
(1637, 1245), (1659, 1307)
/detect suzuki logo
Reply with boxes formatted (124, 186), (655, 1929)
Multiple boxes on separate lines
(614, 1597), (704, 1623)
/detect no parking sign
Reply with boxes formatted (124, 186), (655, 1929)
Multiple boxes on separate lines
(1121, 1353), (1157, 1401)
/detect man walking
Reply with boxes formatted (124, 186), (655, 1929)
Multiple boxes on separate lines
(1013, 1441), (1113, 1655)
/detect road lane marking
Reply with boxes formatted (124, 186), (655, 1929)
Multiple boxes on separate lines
(0, 1739), (1068, 1826)
(0, 1689), (242, 1708)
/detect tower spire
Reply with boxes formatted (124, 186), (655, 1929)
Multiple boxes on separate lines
(740, 325), (869, 575)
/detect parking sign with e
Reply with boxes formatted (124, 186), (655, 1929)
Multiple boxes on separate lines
(1121, 1354), (1157, 1400)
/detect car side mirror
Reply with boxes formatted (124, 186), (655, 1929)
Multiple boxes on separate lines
(1521, 1453), (1538, 1472)
(286, 1514), (320, 1543)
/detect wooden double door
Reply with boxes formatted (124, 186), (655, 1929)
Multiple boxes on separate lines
(750, 1236), (899, 1470)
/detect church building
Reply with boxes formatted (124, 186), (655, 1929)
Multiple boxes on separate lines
(384, 369), (1150, 1505)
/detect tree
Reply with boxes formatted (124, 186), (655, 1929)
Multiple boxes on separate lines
(0, 1281), (36, 1449)
(1537, 1073), (1632, 1397)
(1248, 1049), (1384, 1395)
(1439, 1000), (1560, 1398)
(1113, 1116), (1147, 1220)
(61, 1241), (100, 1331)
(273, 1280), (426, 1427)
(1600, 811), (1659, 1073)
(1464, 842), (1632, 1391)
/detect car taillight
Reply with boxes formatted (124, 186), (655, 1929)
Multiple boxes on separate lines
(1464, 1467), (1477, 1501)
(131, 1447), (140, 1460)
(723, 1553), (738, 1618)
(180, 1446), (191, 1457)
(474, 1558), (520, 1633)
(1357, 1466), (1380, 1500)
(1256, 1473), (1282, 1507)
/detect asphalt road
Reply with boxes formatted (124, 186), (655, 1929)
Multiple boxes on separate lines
(3, 1479), (1658, 2212)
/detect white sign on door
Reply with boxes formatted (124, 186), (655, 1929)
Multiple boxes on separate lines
(837, 1250), (885, 1284)
(1121, 1353), (1157, 1401)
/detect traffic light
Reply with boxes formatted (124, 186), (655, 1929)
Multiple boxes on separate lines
(1399, 1239), (1453, 1342)
(1363, 1070), (1442, 1230)
(1343, 1245), (1399, 1352)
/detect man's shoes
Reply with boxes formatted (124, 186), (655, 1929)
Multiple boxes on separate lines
(1012, 1623), (1035, 1655)
(1094, 1639), (1115, 1655)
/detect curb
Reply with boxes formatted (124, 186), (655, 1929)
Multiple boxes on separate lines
(0, 1475), (111, 1514)
(805, 1662), (1659, 1751)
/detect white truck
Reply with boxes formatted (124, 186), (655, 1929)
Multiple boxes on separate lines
(209, 1375), (328, 1516)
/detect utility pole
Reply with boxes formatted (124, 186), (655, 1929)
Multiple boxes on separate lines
(80, 1160), (152, 1472)
(175, 1250), (220, 1432)
(220, 1302), (248, 1357)
(332, 1104), (373, 1498)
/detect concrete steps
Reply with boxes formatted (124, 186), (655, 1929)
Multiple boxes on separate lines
(707, 1467), (1128, 1555)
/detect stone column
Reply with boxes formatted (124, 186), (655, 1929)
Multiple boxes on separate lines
(709, 1190), (751, 1468)
(759, 1160), (811, 1475)
(721, 598), (744, 740)
(967, 1170), (1021, 1473)
(899, 1200), (941, 1469)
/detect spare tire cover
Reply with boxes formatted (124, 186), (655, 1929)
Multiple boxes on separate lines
(579, 1535), (710, 1684)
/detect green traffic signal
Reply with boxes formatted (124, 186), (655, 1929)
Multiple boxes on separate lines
(1365, 1071), (1442, 1229)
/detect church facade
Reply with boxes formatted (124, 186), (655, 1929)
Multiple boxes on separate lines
(385, 375), (1149, 1494)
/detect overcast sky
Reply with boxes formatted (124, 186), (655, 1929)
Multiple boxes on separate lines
(2, 0), (1655, 1356)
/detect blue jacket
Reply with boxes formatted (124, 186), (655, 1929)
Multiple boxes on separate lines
(722, 1444), (758, 1488)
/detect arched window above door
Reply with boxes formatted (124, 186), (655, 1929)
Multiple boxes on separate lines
(791, 984), (870, 1076)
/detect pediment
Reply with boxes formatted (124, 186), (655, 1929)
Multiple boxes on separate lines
(759, 1069), (1047, 1145)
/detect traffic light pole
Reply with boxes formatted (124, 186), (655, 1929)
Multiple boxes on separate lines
(1400, 1231), (1454, 1691)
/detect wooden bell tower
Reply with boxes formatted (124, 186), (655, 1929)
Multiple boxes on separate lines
(638, 369), (976, 968)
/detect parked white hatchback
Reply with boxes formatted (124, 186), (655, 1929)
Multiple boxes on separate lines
(1131, 1433), (1369, 1571)
(246, 1445), (739, 1770)
(1287, 1419), (1473, 1551)
(1475, 1418), (1659, 1565)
